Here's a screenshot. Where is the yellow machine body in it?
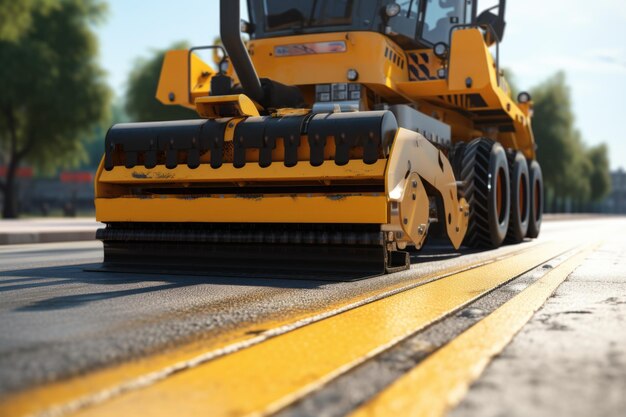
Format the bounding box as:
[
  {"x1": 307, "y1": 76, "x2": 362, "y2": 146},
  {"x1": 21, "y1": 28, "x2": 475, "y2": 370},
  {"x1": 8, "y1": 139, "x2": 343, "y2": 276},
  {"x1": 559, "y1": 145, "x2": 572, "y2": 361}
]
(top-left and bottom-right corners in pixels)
[
  {"x1": 95, "y1": 0, "x2": 538, "y2": 277},
  {"x1": 158, "y1": 29, "x2": 535, "y2": 160}
]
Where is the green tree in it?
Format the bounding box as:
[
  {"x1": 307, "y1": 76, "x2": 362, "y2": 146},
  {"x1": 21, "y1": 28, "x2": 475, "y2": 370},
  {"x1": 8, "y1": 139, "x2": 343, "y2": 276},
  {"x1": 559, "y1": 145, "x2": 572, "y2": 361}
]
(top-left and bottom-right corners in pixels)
[
  {"x1": 586, "y1": 143, "x2": 611, "y2": 202},
  {"x1": 81, "y1": 101, "x2": 129, "y2": 170},
  {"x1": 124, "y1": 42, "x2": 198, "y2": 122},
  {"x1": 0, "y1": 0, "x2": 111, "y2": 218},
  {"x1": 0, "y1": 0, "x2": 50, "y2": 41},
  {"x1": 532, "y1": 72, "x2": 589, "y2": 211},
  {"x1": 531, "y1": 71, "x2": 612, "y2": 212}
]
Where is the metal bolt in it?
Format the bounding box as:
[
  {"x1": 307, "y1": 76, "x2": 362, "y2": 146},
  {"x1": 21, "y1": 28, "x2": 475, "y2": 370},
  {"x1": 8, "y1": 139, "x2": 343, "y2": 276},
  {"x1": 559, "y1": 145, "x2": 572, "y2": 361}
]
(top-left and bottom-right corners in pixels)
[
  {"x1": 412, "y1": 180, "x2": 418, "y2": 188},
  {"x1": 403, "y1": 218, "x2": 408, "y2": 225},
  {"x1": 417, "y1": 224, "x2": 425, "y2": 235},
  {"x1": 412, "y1": 193, "x2": 416, "y2": 200},
  {"x1": 168, "y1": 92, "x2": 175, "y2": 102}
]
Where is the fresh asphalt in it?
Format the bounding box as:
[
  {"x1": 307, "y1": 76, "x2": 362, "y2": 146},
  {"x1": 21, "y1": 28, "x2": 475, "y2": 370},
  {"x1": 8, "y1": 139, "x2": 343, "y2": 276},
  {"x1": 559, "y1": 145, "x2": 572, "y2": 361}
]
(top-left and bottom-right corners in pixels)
[{"x1": 0, "y1": 217, "x2": 624, "y2": 414}]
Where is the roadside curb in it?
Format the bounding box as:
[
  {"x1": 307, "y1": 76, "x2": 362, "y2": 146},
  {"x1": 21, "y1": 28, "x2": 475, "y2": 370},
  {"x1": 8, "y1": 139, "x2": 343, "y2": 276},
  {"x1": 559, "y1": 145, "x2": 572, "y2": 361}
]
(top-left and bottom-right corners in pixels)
[
  {"x1": 0, "y1": 230, "x2": 97, "y2": 245},
  {"x1": 0, "y1": 219, "x2": 101, "y2": 245}
]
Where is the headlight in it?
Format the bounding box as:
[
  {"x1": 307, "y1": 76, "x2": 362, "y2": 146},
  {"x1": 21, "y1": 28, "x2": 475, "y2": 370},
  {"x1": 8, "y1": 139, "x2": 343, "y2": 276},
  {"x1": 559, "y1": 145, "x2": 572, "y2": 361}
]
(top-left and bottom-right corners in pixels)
[
  {"x1": 385, "y1": 3, "x2": 401, "y2": 18},
  {"x1": 518, "y1": 92, "x2": 532, "y2": 103},
  {"x1": 433, "y1": 42, "x2": 449, "y2": 59}
]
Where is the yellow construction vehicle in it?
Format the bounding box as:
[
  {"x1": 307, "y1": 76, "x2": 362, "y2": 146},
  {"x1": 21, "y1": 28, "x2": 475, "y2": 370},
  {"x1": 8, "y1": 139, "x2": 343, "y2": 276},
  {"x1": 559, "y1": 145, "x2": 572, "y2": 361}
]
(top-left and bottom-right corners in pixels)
[{"x1": 94, "y1": 0, "x2": 543, "y2": 279}]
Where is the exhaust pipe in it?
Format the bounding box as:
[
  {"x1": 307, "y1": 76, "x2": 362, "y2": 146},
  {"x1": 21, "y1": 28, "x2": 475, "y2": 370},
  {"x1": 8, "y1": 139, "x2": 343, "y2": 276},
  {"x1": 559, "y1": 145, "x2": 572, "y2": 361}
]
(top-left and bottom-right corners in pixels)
[{"x1": 220, "y1": 0, "x2": 264, "y2": 103}]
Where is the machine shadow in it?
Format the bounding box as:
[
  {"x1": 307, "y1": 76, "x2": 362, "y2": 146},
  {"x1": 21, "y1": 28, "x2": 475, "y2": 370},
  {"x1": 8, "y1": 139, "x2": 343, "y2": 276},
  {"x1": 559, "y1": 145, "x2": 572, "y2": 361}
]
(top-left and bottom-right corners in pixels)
[
  {"x1": 408, "y1": 238, "x2": 482, "y2": 264},
  {"x1": 3, "y1": 263, "x2": 337, "y2": 312},
  {"x1": 4, "y1": 239, "x2": 494, "y2": 312}
]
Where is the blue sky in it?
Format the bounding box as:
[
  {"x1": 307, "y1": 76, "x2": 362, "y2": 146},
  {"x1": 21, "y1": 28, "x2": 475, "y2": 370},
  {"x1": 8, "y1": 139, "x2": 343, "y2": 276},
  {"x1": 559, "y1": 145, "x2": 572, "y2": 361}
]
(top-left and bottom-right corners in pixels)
[{"x1": 96, "y1": 0, "x2": 626, "y2": 170}]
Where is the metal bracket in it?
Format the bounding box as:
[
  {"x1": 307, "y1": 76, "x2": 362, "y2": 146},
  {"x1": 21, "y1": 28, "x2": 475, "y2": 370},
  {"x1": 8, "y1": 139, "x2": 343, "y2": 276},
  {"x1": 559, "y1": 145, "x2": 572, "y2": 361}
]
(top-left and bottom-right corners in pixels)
[
  {"x1": 386, "y1": 128, "x2": 469, "y2": 249},
  {"x1": 307, "y1": 111, "x2": 396, "y2": 166},
  {"x1": 104, "y1": 119, "x2": 227, "y2": 170}
]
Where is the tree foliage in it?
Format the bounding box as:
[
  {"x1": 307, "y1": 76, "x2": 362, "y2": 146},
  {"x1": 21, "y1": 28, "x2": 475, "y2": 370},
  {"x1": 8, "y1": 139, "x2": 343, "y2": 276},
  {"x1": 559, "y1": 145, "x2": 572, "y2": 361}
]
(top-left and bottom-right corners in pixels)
[
  {"x1": 587, "y1": 143, "x2": 611, "y2": 202},
  {"x1": 0, "y1": 0, "x2": 111, "y2": 217},
  {"x1": 80, "y1": 101, "x2": 129, "y2": 170},
  {"x1": 0, "y1": 0, "x2": 49, "y2": 42},
  {"x1": 124, "y1": 42, "x2": 198, "y2": 122},
  {"x1": 531, "y1": 72, "x2": 611, "y2": 211}
]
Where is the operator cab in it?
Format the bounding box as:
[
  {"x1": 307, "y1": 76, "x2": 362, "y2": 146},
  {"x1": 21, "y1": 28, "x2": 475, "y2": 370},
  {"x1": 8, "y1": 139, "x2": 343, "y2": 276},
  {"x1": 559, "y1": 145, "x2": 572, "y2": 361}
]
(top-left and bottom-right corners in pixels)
[{"x1": 246, "y1": 0, "x2": 490, "y2": 49}]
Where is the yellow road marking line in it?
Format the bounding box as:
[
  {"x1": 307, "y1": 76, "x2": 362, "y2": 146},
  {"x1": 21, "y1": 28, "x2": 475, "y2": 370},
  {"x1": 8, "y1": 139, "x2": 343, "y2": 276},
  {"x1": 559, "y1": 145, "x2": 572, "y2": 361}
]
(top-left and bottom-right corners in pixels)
[
  {"x1": 349, "y1": 244, "x2": 597, "y2": 417},
  {"x1": 1, "y1": 242, "x2": 540, "y2": 417},
  {"x1": 58, "y1": 242, "x2": 572, "y2": 417}
]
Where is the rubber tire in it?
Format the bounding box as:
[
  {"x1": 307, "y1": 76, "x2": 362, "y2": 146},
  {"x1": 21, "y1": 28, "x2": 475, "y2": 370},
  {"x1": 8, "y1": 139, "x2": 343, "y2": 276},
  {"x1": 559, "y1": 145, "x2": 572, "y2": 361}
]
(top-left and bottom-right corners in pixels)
[
  {"x1": 526, "y1": 160, "x2": 543, "y2": 238},
  {"x1": 505, "y1": 151, "x2": 530, "y2": 243},
  {"x1": 453, "y1": 138, "x2": 510, "y2": 248}
]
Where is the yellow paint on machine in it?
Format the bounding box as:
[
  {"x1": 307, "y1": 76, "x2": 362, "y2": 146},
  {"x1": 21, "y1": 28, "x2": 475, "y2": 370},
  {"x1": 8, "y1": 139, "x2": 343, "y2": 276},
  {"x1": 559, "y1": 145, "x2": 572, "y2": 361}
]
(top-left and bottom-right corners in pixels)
[
  {"x1": 349, "y1": 244, "x2": 597, "y2": 417},
  {"x1": 98, "y1": 159, "x2": 387, "y2": 184},
  {"x1": 64, "y1": 242, "x2": 570, "y2": 417},
  {"x1": 95, "y1": 194, "x2": 388, "y2": 223}
]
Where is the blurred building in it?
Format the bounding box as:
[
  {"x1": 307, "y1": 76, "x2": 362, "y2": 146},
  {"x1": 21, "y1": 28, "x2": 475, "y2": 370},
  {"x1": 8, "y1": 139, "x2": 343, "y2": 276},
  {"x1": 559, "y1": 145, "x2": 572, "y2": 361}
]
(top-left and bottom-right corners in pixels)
[
  {"x1": 0, "y1": 166, "x2": 95, "y2": 216},
  {"x1": 0, "y1": 166, "x2": 33, "y2": 214},
  {"x1": 601, "y1": 169, "x2": 626, "y2": 214}
]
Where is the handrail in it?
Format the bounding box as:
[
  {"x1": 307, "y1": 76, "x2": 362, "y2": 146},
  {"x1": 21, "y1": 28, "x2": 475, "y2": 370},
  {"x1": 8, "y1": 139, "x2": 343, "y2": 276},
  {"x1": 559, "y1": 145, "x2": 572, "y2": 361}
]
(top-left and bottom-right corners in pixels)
[
  {"x1": 186, "y1": 45, "x2": 227, "y2": 104},
  {"x1": 446, "y1": 23, "x2": 501, "y2": 86}
]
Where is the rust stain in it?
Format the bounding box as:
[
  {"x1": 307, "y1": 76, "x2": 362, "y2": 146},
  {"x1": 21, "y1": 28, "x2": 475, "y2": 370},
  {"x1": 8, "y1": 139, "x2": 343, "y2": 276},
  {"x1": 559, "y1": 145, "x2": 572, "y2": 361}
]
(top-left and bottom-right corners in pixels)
[
  {"x1": 327, "y1": 194, "x2": 347, "y2": 201},
  {"x1": 131, "y1": 171, "x2": 175, "y2": 179},
  {"x1": 154, "y1": 172, "x2": 175, "y2": 179},
  {"x1": 236, "y1": 194, "x2": 263, "y2": 200}
]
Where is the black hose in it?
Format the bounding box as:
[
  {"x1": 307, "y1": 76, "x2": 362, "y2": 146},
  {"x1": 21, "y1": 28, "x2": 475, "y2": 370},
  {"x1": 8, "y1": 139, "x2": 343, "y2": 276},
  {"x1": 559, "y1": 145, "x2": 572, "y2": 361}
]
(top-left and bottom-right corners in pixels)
[{"x1": 220, "y1": 0, "x2": 264, "y2": 102}]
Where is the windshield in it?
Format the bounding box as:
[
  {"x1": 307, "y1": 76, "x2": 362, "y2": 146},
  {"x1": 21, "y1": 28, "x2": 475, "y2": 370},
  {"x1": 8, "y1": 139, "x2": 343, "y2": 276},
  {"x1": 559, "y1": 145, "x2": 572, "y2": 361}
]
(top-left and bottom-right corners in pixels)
[
  {"x1": 422, "y1": 0, "x2": 469, "y2": 44},
  {"x1": 264, "y1": 0, "x2": 354, "y2": 32}
]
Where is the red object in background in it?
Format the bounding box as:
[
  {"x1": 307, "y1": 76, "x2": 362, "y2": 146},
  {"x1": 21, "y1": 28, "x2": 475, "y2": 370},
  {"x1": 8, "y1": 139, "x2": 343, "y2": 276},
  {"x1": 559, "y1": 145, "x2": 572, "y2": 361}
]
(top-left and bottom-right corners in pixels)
[
  {"x1": 60, "y1": 171, "x2": 93, "y2": 183},
  {"x1": 0, "y1": 166, "x2": 34, "y2": 178}
]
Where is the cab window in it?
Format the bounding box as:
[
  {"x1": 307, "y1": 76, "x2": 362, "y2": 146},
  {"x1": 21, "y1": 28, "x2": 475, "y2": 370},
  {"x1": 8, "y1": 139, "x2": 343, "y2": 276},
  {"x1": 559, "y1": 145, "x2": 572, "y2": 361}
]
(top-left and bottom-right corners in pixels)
[
  {"x1": 421, "y1": 0, "x2": 470, "y2": 44},
  {"x1": 264, "y1": 0, "x2": 354, "y2": 32},
  {"x1": 398, "y1": 0, "x2": 419, "y2": 18}
]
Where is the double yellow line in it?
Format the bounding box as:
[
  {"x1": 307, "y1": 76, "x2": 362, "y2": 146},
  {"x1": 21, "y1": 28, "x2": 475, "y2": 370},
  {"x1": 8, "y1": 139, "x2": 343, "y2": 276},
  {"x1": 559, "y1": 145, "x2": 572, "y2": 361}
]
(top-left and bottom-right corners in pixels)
[
  {"x1": 350, "y1": 244, "x2": 596, "y2": 417},
  {"x1": 2, "y1": 241, "x2": 590, "y2": 417}
]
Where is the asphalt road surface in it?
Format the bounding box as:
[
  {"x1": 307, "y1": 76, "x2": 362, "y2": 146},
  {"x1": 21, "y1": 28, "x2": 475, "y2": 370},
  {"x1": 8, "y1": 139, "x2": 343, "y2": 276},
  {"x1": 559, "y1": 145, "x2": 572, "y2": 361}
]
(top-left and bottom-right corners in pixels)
[{"x1": 1, "y1": 216, "x2": 625, "y2": 417}]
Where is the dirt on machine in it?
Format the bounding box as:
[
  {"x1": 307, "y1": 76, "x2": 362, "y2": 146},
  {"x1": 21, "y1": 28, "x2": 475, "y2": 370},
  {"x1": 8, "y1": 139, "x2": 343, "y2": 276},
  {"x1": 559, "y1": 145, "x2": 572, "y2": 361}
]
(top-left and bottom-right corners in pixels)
[{"x1": 93, "y1": 0, "x2": 543, "y2": 280}]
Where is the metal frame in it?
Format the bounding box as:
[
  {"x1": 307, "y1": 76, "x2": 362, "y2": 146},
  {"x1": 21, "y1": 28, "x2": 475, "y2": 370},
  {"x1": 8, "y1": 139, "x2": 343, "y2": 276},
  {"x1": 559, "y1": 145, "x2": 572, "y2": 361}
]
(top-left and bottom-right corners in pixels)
[
  {"x1": 446, "y1": 23, "x2": 501, "y2": 85},
  {"x1": 186, "y1": 45, "x2": 227, "y2": 104}
]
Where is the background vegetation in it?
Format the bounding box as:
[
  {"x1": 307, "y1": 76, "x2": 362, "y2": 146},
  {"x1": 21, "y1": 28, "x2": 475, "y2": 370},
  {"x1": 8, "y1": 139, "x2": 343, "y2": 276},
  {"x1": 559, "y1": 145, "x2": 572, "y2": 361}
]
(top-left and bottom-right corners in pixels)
[
  {"x1": 530, "y1": 72, "x2": 611, "y2": 211},
  {"x1": 0, "y1": 0, "x2": 111, "y2": 217},
  {"x1": 0, "y1": 0, "x2": 612, "y2": 217}
]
